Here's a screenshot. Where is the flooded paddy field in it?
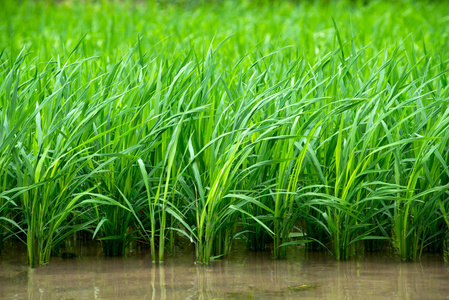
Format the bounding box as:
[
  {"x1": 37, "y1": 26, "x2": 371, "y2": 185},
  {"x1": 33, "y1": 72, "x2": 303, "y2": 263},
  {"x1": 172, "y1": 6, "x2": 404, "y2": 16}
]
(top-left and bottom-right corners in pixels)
[
  {"x1": 1, "y1": 242, "x2": 448, "y2": 299},
  {"x1": 1, "y1": 2, "x2": 449, "y2": 300}
]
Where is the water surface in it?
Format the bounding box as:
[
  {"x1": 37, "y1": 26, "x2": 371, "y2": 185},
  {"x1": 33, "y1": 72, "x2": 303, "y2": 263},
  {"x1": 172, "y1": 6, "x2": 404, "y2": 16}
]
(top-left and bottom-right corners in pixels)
[{"x1": 1, "y1": 242, "x2": 448, "y2": 299}]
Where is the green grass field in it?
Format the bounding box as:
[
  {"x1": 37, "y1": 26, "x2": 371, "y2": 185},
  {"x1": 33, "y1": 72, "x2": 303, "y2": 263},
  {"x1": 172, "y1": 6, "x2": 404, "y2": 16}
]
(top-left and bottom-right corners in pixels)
[{"x1": 0, "y1": 0, "x2": 448, "y2": 267}]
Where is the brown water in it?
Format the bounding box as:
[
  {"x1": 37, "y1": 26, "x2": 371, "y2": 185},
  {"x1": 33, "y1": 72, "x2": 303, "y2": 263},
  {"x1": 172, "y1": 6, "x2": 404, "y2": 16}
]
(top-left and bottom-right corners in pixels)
[{"x1": 1, "y1": 242, "x2": 449, "y2": 299}]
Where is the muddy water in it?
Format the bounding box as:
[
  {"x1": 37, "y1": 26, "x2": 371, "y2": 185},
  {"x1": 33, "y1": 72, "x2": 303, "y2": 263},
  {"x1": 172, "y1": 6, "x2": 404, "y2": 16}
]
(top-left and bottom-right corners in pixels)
[{"x1": 1, "y1": 242, "x2": 449, "y2": 299}]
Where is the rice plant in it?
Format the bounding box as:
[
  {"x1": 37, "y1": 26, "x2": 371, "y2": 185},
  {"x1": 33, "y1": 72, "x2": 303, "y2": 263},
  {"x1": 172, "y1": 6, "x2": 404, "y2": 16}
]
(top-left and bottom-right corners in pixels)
[{"x1": 0, "y1": 0, "x2": 448, "y2": 266}]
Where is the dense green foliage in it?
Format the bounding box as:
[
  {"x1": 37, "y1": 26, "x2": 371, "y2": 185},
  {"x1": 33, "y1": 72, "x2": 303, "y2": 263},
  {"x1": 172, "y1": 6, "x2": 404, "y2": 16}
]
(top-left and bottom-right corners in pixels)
[{"x1": 0, "y1": 0, "x2": 448, "y2": 267}]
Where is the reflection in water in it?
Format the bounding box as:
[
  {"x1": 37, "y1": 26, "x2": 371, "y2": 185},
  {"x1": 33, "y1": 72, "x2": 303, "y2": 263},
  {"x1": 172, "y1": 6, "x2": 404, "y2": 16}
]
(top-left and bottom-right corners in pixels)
[{"x1": 1, "y1": 241, "x2": 449, "y2": 299}]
